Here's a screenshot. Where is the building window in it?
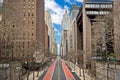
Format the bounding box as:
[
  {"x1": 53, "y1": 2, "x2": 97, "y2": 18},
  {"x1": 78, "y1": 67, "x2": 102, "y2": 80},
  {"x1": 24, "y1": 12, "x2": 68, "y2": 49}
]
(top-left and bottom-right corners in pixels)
[
  {"x1": 23, "y1": 54, "x2": 24, "y2": 57},
  {"x1": 28, "y1": 5, "x2": 31, "y2": 9},
  {"x1": 23, "y1": 13, "x2": 25, "y2": 16},
  {"x1": 23, "y1": 10, "x2": 25, "y2": 13},
  {"x1": 13, "y1": 25, "x2": 15, "y2": 27},
  {"x1": 23, "y1": 18, "x2": 26, "y2": 20},
  {"x1": 32, "y1": 6, "x2": 34, "y2": 9},
  {"x1": 32, "y1": 21, "x2": 34, "y2": 25},
  {"x1": 23, "y1": 4, "x2": 25, "y2": 8},
  {"x1": 28, "y1": 41, "x2": 29, "y2": 48},
  {"x1": 28, "y1": 21, "x2": 30, "y2": 25},
  {"x1": 28, "y1": 55, "x2": 30, "y2": 57},
  {"x1": 86, "y1": 4, "x2": 101, "y2": 8},
  {"x1": 23, "y1": 42, "x2": 25, "y2": 45},
  {"x1": 28, "y1": 13, "x2": 30, "y2": 16},
  {"x1": 32, "y1": 2, "x2": 34, "y2": 4},
  {"x1": 32, "y1": 14, "x2": 34, "y2": 16},
  {"x1": 23, "y1": 33, "x2": 25, "y2": 36},
  {"x1": 32, "y1": 17, "x2": 34, "y2": 20},
  {"x1": 32, "y1": 33, "x2": 34, "y2": 36},
  {"x1": 32, "y1": 10, "x2": 34, "y2": 12}
]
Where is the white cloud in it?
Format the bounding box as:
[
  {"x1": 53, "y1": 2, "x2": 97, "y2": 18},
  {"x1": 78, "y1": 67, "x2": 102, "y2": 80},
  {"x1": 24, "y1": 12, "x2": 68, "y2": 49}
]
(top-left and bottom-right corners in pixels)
[
  {"x1": 45, "y1": 0, "x2": 65, "y2": 25},
  {"x1": 65, "y1": 0, "x2": 72, "y2": 4},
  {"x1": 54, "y1": 27, "x2": 58, "y2": 32},
  {"x1": 0, "y1": 0, "x2": 3, "y2": 3},
  {"x1": 57, "y1": 44, "x2": 60, "y2": 55},
  {"x1": 76, "y1": 0, "x2": 83, "y2": 2},
  {"x1": 57, "y1": 32, "x2": 61, "y2": 36},
  {"x1": 65, "y1": 0, "x2": 83, "y2": 4},
  {"x1": 54, "y1": 27, "x2": 61, "y2": 36}
]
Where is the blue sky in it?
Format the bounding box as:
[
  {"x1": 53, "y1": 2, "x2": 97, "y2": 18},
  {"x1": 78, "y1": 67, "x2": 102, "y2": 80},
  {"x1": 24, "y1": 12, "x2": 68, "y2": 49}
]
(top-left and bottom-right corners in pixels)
[{"x1": 45, "y1": 0, "x2": 83, "y2": 53}]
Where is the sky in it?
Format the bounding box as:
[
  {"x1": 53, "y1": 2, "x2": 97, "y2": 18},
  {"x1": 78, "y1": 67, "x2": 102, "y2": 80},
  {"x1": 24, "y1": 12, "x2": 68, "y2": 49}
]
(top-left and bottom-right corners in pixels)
[
  {"x1": 0, "y1": 0, "x2": 2, "y2": 3},
  {"x1": 45, "y1": 0, "x2": 83, "y2": 54}
]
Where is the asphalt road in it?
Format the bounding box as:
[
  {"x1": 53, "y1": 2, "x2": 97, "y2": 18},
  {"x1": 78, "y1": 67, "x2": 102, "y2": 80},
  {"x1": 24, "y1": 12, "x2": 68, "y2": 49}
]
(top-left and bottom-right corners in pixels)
[
  {"x1": 38, "y1": 70, "x2": 47, "y2": 80},
  {"x1": 52, "y1": 60, "x2": 66, "y2": 80},
  {"x1": 39, "y1": 59, "x2": 80, "y2": 80}
]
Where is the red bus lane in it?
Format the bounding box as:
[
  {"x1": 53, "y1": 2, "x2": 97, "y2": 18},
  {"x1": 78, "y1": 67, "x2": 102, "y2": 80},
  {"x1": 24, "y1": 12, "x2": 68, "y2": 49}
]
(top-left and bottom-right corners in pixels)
[
  {"x1": 62, "y1": 60, "x2": 75, "y2": 80},
  {"x1": 43, "y1": 61, "x2": 56, "y2": 80}
]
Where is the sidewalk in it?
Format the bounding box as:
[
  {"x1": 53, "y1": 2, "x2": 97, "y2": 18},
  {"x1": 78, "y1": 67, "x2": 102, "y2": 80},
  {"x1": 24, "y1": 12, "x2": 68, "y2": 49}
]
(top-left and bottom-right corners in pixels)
[
  {"x1": 24, "y1": 69, "x2": 45, "y2": 80},
  {"x1": 79, "y1": 69, "x2": 94, "y2": 80},
  {"x1": 66, "y1": 60, "x2": 95, "y2": 80}
]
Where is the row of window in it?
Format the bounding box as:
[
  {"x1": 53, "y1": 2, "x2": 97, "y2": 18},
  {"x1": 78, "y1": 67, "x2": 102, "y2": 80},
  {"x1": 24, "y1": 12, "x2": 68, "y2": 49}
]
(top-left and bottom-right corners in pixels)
[
  {"x1": 2, "y1": 53, "x2": 33, "y2": 57},
  {"x1": 12, "y1": 28, "x2": 34, "y2": 32},
  {"x1": 12, "y1": 33, "x2": 34, "y2": 37},
  {"x1": 12, "y1": 37, "x2": 34, "y2": 40},
  {"x1": 8, "y1": 53, "x2": 32, "y2": 57},
  {"x1": 86, "y1": 11, "x2": 110, "y2": 15},
  {"x1": 23, "y1": 5, "x2": 34, "y2": 9},
  {"x1": 23, "y1": 17, "x2": 34, "y2": 20},
  {"x1": 23, "y1": 0, "x2": 34, "y2": 9},
  {"x1": 12, "y1": 41, "x2": 32, "y2": 49},
  {"x1": 23, "y1": 0, "x2": 34, "y2": 4},
  {"x1": 23, "y1": 9, "x2": 34, "y2": 13},
  {"x1": 23, "y1": 18, "x2": 34, "y2": 26},
  {"x1": 23, "y1": 12, "x2": 34, "y2": 17},
  {"x1": 12, "y1": 32, "x2": 34, "y2": 40},
  {"x1": 85, "y1": 4, "x2": 112, "y2": 8}
]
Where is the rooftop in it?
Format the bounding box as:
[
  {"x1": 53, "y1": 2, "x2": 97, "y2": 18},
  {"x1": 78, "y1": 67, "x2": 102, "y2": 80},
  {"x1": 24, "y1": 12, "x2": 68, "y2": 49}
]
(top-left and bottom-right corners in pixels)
[{"x1": 85, "y1": 0, "x2": 113, "y2": 3}]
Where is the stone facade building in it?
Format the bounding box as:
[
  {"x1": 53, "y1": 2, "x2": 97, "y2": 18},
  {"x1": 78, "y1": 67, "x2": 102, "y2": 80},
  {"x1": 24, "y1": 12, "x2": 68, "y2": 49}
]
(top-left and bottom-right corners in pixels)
[
  {"x1": 75, "y1": 0, "x2": 114, "y2": 68},
  {"x1": 114, "y1": 0, "x2": 120, "y2": 60},
  {"x1": 45, "y1": 10, "x2": 56, "y2": 54},
  {"x1": 61, "y1": 10, "x2": 70, "y2": 56}
]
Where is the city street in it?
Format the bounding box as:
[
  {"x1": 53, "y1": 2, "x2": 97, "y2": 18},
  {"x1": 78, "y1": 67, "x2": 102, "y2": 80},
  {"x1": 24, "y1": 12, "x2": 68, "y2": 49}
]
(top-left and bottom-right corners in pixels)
[
  {"x1": 0, "y1": 0, "x2": 120, "y2": 80},
  {"x1": 39, "y1": 59, "x2": 80, "y2": 80}
]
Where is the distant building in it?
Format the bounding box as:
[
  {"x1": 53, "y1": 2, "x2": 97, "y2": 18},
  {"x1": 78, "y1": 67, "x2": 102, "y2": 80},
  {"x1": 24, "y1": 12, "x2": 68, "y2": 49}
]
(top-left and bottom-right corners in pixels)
[
  {"x1": 70, "y1": 5, "x2": 80, "y2": 52},
  {"x1": 70, "y1": 5, "x2": 80, "y2": 23},
  {"x1": 51, "y1": 27, "x2": 56, "y2": 54},
  {"x1": 61, "y1": 10, "x2": 70, "y2": 56},
  {"x1": 45, "y1": 10, "x2": 56, "y2": 54}
]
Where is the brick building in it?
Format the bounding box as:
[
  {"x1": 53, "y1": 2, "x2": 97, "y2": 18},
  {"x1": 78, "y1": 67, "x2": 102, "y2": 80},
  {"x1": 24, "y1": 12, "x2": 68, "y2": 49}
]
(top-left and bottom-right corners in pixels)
[
  {"x1": 1, "y1": 0, "x2": 45, "y2": 61},
  {"x1": 45, "y1": 24, "x2": 48, "y2": 50}
]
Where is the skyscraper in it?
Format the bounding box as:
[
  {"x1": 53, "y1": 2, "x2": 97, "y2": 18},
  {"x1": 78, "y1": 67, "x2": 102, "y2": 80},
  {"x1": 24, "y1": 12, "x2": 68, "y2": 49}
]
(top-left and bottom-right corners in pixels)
[
  {"x1": 61, "y1": 10, "x2": 70, "y2": 56},
  {"x1": 1, "y1": 0, "x2": 45, "y2": 61},
  {"x1": 45, "y1": 10, "x2": 56, "y2": 54}
]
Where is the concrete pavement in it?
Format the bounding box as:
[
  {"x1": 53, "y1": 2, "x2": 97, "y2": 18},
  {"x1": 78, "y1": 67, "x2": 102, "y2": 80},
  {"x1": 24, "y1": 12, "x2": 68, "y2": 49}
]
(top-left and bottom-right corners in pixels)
[{"x1": 24, "y1": 70, "x2": 45, "y2": 80}]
